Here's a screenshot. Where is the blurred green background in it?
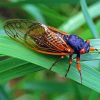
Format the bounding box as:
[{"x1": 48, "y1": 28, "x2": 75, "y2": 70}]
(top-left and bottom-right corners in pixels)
[{"x1": 0, "y1": 0, "x2": 100, "y2": 100}]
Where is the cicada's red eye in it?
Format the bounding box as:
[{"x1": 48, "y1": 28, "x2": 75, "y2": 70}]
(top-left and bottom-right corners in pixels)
[{"x1": 80, "y1": 48, "x2": 86, "y2": 54}]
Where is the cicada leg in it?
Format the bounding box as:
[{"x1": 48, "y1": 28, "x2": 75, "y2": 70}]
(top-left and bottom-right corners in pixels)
[
  {"x1": 65, "y1": 54, "x2": 73, "y2": 77},
  {"x1": 49, "y1": 56, "x2": 64, "y2": 70},
  {"x1": 76, "y1": 54, "x2": 82, "y2": 84}
]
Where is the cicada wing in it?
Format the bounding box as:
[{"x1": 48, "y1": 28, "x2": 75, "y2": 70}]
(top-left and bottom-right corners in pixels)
[
  {"x1": 4, "y1": 19, "x2": 38, "y2": 41},
  {"x1": 4, "y1": 19, "x2": 58, "y2": 52},
  {"x1": 4, "y1": 19, "x2": 69, "y2": 55}
]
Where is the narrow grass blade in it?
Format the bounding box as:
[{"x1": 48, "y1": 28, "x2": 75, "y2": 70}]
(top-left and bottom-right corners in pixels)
[{"x1": 80, "y1": 0, "x2": 99, "y2": 38}]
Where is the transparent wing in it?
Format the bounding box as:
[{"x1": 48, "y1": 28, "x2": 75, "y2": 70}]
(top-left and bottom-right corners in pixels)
[{"x1": 4, "y1": 19, "x2": 39, "y2": 41}]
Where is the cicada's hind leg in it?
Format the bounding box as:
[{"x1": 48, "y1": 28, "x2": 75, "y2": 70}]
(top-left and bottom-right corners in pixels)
[
  {"x1": 65, "y1": 54, "x2": 73, "y2": 77},
  {"x1": 49, "y1": 56, "x2": 64, "y2": 70},
  {"x1": 76, "y1": 54, "x2": 82, "y2": 84}
]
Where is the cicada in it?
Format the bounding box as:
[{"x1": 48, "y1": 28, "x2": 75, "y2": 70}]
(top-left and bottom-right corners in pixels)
[{"x1": 4, "y1": 19, "x2": 96, "y2": 84}]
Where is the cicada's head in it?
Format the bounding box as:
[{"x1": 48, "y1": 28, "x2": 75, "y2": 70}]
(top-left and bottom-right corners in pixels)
[{"x1": 63, "y1": 35, "x2": 90, "y2": 54}]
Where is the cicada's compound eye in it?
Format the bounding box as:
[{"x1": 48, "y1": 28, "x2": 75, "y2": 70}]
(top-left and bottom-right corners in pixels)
[{"x1": 80, "y1": 40, "x2": 90, "y2": 54}]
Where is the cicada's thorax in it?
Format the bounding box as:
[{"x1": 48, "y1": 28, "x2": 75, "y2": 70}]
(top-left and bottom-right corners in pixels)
[{"x1": 63, "y1": 35, "x2": 90, "y2": 54}]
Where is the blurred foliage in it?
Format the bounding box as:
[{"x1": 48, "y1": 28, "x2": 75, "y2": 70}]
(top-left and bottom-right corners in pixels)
[{"x1": 0, "y1": 0, "x2": 100, "y2": 100}]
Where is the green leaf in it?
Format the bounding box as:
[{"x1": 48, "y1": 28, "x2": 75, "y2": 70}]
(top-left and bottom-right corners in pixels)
[
  {"x1": 0, "y1": 34, "x2": 100, "y2": 93},
  {"x1": 0, "y1": 57, "x2": 44, "y2": 83},
  {"x1": 0, "y1": 58, "x2": 28, "y2": 73}
]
